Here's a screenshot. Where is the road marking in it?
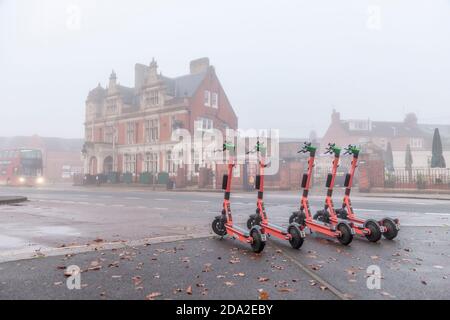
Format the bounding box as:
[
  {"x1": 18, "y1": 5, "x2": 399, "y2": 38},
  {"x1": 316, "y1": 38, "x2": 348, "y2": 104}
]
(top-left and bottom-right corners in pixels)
[
  {"x1": 425, "y1": 212, "x2": 450, "y2": 216},
  {"x1": 125, "y1": 197, "x2": 141, "y2": 200},
  {"x1": 272, "y1": 243, "x2": 349, "y2": 300},
  {"x1": 78, "y1": 202, "x2": 90, "y2": 205},
  {"x1": 353, "y1": 208, "x2": 381, "y2": 212},
  {"x1": 111, "y1": 204, "x2": 125, "y2": 207},
  {"x1": 135, "y1": 206, "x2": 147, "y2": 209},
  {"x1": 100, "y1": 196, "x2": 112, "y2": 198},
  {"x1": 154, "y1": 207, "x2": 169, "y2": 210},
  {"x1": 155, "y1": 198, "x2": 170, "y2": 201},
  {"x1": 190, "y1": 200, "x2": 210, "y2": 203}
]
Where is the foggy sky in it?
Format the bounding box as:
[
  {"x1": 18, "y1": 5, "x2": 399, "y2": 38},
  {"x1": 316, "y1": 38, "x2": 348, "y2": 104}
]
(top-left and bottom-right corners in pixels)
[{"x1": 1, "y1": 0, "x2": 450, "y2": 139}]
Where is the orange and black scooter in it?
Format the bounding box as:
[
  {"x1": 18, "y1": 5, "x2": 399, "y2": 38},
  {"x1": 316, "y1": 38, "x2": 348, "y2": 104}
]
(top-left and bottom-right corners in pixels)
[
  {"x1": 246, "y1": 141, "x2": 305, "y2": 249},
  {"x1": 334, "y1": 145, "x2": 400, "y2": 240},
  {"x1": 211, "y1": 142, "x2": 267, "y2": 253},
  {"x1": 289, "y1": 142, "x2": 354, "y2": 245}
]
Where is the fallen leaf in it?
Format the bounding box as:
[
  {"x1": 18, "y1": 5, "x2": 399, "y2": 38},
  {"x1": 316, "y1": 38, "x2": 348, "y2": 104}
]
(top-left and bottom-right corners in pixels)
[
  {"x1": 224, "y1": 281, "x2": 234, "y2": 287},
  {"x1": 278, "y1": 288, "x2": 294, "y2": 293},
  {"x1": 186, "y1": 286, "x2": 193, "y2": 295},
  {"x1": 146, "y1": 292, "x2": 161, "y2": 300},
  {"x1": 233, "y1": 272, "x2": 245, "y2": 277},
  {"x1": 132, "y1": 276, "x2": 142, "y2": 286},
  {"x1": 54, "y1": 282, "x2": 63, "y2": 286},
  {"x1": 258, "y1": 277, "x2": 270, "y2": 282},
  {"x1": 258, "y1": 289, "x2": 269, "y2": 300}
]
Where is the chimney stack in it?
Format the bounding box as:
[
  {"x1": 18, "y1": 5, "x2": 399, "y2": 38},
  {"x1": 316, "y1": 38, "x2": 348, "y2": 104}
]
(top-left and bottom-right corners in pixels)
[{"x1": 190, "y1": 57, "x2": 210, "y2": 74}]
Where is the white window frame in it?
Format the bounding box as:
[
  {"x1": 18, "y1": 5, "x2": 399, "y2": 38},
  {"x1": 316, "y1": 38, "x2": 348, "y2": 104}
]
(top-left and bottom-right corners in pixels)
[
  {"x1": 212, "y1": 92, "x2": 218, "y2": 108},
  {"x1": 126, "y1": 122, "x2": 136, "y2": 145},
  {"x1": 124, "y1": 154, "x2": 136, "y2": 174},
  {"x1": 410, "y1": 138, "x2": 423, "y2": 149},
  {"x1": 143, "y1": 153, "x2": 158, "y2": 173},
  {"x1": 195, "y1": 118, "x2": 214, "y2": 132},
  {"x1": 204, "y1": 90, "x2": 211, "y2": 107},
  {"x1": 144, "y1": 119, "x2": 159, "y2": 143}
]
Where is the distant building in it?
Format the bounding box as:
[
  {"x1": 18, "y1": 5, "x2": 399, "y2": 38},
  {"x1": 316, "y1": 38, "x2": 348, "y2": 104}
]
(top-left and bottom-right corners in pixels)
[
  {"x1": 322, "y1": 110, "x2": 450, "y2": 168},
  {"x1": 83, "y1": 58, "x2": 238, "y2": 179},
  {"x1": 0, "y1": 135, "x2": 84, "y2": 182}
]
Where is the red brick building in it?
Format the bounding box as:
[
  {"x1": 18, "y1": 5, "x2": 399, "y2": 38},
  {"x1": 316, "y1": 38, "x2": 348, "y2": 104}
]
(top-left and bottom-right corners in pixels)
[
  {"x1": 0, "y1": 135, "x2": 84, "y2": 182},
  {"x1": 83, "y1": 58, "x2": 238, "y2": 181},
  {"x1": 321, "y1": 110, "x2": 450, "y2": 168}
]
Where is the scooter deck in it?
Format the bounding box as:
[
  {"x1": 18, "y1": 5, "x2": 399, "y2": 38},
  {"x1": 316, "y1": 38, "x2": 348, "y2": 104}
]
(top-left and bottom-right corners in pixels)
[
  {"x1": 263, "y1": 223, "x2": 288, "y2": 234},
  {"x1": 227, "y1": 224, "x2": 250, "y2": 237}
]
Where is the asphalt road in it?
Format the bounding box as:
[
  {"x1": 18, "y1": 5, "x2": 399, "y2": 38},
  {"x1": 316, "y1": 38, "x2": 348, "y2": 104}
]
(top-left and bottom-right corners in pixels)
[{"x1": 0, "y1": 185, "x2": 449, "y2": 299}]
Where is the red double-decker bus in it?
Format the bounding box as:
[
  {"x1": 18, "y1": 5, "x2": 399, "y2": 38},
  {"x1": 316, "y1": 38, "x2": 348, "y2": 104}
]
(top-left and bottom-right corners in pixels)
[{"x1": 0, "y1": 149, "x2": 45, "y2": 186}]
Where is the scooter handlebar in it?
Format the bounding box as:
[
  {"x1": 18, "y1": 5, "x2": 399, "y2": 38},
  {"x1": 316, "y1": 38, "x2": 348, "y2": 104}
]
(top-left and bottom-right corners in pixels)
[
  {"x1": 324, "y1": 143, "x2": 341, "y2": 156},
  {"x1": 298, "y1": 141, "x2": 316, "y2": 154},
  {"x1": 343, "y1": 144, "x2": 360, "y2": 156}
]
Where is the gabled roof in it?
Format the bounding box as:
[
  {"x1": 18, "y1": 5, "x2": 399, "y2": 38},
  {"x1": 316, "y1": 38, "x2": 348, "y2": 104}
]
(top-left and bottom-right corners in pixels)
[{"x1": 162, "y1": 71, "x2": 207, "y2": 98}]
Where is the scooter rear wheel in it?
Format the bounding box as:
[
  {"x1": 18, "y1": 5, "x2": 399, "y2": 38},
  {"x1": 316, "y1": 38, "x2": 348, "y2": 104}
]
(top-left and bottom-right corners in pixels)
[
  {"x1": 212, "y1": 216, "x2": 227, "y2": 236},
  {"x1": 364, "y1": 220, "x2": 382, "y2": 242},
  {"x1": 288, "y1": 225, "x2": 304, "y2": 249},
  {"x1": 382, "y1": 218, "x2": 399, "y2": 240},
  {"x1": 250, "y1": 229, "x2": 265, "y2": 253},
  {"x1": 337, "y1": 223, "x2": 353, "y2": 246}
]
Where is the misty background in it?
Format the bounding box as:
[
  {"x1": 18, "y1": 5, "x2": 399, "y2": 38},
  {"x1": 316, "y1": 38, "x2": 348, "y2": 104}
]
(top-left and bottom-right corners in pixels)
[{"x1": 1, "y1": 0, "x2": 450, "y2": 139}]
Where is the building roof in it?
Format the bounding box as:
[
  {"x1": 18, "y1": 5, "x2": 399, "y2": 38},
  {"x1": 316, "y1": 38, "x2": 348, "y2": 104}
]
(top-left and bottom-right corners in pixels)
[{"x1": 162, "y1": 71, "x2": 207, "y2": 99}]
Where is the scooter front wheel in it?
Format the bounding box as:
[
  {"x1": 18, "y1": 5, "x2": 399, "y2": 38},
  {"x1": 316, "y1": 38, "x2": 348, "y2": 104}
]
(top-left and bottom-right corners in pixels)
[
  {"x1": 337, "y1": 223, "x2": 353, "y2": 246},
  {"x1": 381, "y1": 218, "x2": 399, "y2": 240},
  {"x1": 212, "y1": 216, "x2": 227, "y2": 236},
  {"x1": 250, "y1": 229, "x2": 266, "y2": 253},
  {"x1": 364, "y1": 220, "x2": 382, "y2": 242},
  {"x1": 288, "y1": 225, "x2": 304, "y2": 249}
]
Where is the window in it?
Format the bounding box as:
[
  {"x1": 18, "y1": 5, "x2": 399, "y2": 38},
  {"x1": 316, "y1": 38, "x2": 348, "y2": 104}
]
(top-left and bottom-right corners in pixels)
[
  {"x1": 98, "y1": 128, "x2": 103, "y2": 142},
  {"x1": 105, "y1": 126, "x2": 116, "y2": 144},
  {"x1": 106, "y1": 99, "x2": 118, "y2": 113},
  {"x1": 212, "y1": 92, "x2": 218, "y2": 108},
  {"x1": 144, "y1": 119, "x2": 159, "y2": 143},
  {"x1": 124, "y1": 154, "x2": 136, "y2": 173},
  {"x1": 126, "y1": 122, "x2": 136, "y2": 145},
  {"x1": 204, "y1": 90, "x2": 211, "y2": 106},
  {"x1": 85, "y1": 128, "x2": 92, "y2": 142},
  {"x1": 195, "y1": 118, "x2": 213, "y2": 131},
  {"x1": 143, "y1": 153, "x2": 158, "y2": 173},
  {"x1": 145, "y1": 90, "x2": 160, "y2": 106},
  {"x1": 410, "y1": 138, "x2": 423, "y2": 149},
  {"x1": 166, "y1": 151, "x2": 177, "y2": 174}
]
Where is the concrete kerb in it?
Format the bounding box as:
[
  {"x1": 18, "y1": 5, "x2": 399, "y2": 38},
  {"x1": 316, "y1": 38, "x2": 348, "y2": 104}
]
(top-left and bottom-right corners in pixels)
[
  {"x1": 0, "y1": 232, "x2": 213, "y2": 264},
  {"x1": 0, "y1": 196, "x2": 28, "y2": 205}
]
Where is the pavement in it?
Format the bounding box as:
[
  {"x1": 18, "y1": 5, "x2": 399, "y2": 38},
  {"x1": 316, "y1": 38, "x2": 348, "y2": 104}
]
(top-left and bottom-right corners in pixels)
[{"x1": 0, "y1": 185, "x2": 449, "y2": 299}]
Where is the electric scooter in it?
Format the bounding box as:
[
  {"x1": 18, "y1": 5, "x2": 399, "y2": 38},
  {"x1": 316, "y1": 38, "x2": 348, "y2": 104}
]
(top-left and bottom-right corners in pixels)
[
  {"x1": 334, "y1": 145, "x2": 400, "y2": 240},
  {"x1": 211, "y1": 142, "x2": 267, "y2": 253},
  {"x1": 245, "y1": 141, "x2": 305, "y2": 249},
  {"x1": 289, "y1": 142, "x2": 354, "y2": 245}
]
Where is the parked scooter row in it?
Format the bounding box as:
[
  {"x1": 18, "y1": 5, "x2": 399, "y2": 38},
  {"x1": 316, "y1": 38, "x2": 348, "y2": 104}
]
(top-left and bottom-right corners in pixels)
[{"x1": 211, "y1": 141, "x2": 400, "y2": 253}]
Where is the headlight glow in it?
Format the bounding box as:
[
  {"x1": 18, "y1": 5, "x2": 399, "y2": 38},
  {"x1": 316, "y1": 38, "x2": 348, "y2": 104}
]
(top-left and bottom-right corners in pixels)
[
  {"x1": 36, "y1": 177, "x2": 45, "y2": 184},
  {"x1": 19, "y1": 177, "x2": 26, "y2": 183}
]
